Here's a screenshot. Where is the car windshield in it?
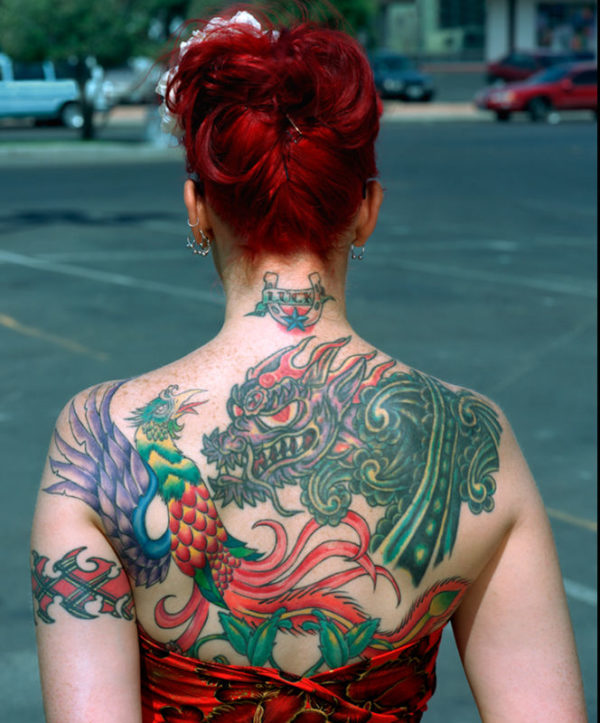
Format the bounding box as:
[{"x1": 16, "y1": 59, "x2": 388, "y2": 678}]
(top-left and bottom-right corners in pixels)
[
  {"x1": 375, "y1": 56, "x2": 413, "y2": 71},
  {"x1": 527, "y1": 65, "x2": 571, "y2": 83}
]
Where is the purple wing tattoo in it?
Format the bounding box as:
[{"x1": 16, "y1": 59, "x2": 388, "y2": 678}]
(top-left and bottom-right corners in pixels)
[{"x1": 46, "y1": 382, "x2": 170, "y2": 587}]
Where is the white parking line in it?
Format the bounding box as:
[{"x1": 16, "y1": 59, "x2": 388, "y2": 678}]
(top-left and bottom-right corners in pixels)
[
  {"x1": 371, "y1": 257, "x2": 596, "y2": 298},
  {"x1": 0, "y1": 250, "x2": 225, "y2": 306},
  {"x1": 37, "y1": 250, "x2": 183, "y2": 262},
  {"x1": 491, "y1": 314, "x2": 596, "y2": 394},
  {"x1": 563, "y1": 578, "x2": 597, "y2": 607},
  {"x1": 0, "y1": 313, "x2": 108, "y2": 361}
]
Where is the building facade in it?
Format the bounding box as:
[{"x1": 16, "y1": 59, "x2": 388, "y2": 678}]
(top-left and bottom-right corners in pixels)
[
  {"x1": 486, "y1": 0, "x2": 596, "y2": 60},
  {"x1": 377, "y1": 0, "x2": 597, "y2": 60}
]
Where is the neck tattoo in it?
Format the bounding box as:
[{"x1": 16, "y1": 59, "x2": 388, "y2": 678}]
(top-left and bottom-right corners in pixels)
[{"x1": 246, "y1": 272, "x2": 334, "y2": 332}]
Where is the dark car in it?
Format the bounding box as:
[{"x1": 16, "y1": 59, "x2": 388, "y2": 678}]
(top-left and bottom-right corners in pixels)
[
  {"x1": 475, "y1": 62, "x2": 597, "y2": 121},
  {"x1": 370, "y1": 51, "x2": 435, "y2": 102},
  {"x1": 486, "y1": 49, "x2": 595, "y2": 84}
]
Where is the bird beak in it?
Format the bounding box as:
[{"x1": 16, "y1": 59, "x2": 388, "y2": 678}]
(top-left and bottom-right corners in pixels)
[{"x1": 174, "y1": 389, "x2": 207, "y2": 417}]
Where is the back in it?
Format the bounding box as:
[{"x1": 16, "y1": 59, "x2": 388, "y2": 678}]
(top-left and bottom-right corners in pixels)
[{"x1": 40, "y1": 333, "x2": 511, "y2": 678}]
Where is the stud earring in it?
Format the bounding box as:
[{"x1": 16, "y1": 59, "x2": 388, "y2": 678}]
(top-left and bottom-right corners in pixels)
[{"x1": 351, "y1": 244, "x2": 365, "y2": 261}]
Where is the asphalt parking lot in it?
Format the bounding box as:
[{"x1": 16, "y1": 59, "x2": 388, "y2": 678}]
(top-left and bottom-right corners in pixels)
[{"x1": 0, "y1": 114, "x2": 596, "y2": 721}]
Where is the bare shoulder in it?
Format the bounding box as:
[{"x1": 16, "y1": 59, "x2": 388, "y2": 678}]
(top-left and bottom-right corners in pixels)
[{"x1": 414, "y1": 369, "x2": 535, "y2": 516}]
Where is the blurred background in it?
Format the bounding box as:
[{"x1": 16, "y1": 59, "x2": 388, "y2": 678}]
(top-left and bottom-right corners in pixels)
[
  {"x1": 0, "y1": 0, "x2": 597, "y2": 135},
  {"x1": 0, "y1": 1, "x2": 596, "y2": 721}
]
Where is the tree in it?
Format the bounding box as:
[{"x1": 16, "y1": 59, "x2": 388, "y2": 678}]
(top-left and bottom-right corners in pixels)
[
  {"x1": 186, "y1": 0, "x2": 374, "y2": 37},
  {"x1": 0, "y1": 0, "x2": 184, "y2": 139},
  {"x1": 0, "y1": 0, "x2": 374, "y2": 140}
]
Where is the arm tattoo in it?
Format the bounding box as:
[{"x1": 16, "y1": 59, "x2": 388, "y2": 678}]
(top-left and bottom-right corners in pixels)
[
  {"x1": 31, "y1": 547, "x2": 134, "y2": 624},
  {"x1": 246, "y1": 272, "x2": 334, "y2": 331},
  {"x1": 44, "y1": 339, "x2": 500, "y2": 669}
]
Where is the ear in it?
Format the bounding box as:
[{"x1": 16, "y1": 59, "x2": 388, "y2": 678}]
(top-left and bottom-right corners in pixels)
[
  {"x1": 184, "y1": 179, "x2": 211, "y2": 235},
  {"x1": 354, "y1": 180, "x2": 384, "y2": 248}
]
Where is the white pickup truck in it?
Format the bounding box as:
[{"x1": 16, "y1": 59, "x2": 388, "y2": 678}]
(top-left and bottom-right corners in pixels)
[{"x1": 0, "y1": 54, "x2": 109, "y2": 128}]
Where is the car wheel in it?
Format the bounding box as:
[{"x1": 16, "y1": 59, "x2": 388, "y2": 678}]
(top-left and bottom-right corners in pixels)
[
  {"x1": 404, "y1": 86, "x2": 425, "y2": 102},
  {"x1": 528, "y1": 97, "x2": 551, "y2": 122},
  {"x1": 61, "y1": 102, "x2": 84, "y2": 129},
  {"x1": 495, "y1": 110, "x2": 511, "y2": 122}
]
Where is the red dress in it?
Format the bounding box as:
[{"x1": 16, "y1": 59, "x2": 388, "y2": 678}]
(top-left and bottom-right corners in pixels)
[{"x1": 139, "y1": 626, "x2": 443, "y2": 722}]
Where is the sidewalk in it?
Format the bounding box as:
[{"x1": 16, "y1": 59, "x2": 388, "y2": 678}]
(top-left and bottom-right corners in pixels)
[
  {"x1": 106, "y1": 102, "x2": 489, "y2": 125},
  {"x1": 383, "y1": 101, "x2": 487, "y2": 122}
]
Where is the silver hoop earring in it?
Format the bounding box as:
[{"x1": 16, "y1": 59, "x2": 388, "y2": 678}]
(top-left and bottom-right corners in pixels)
[
  {"x1": 351, "y1": 245, "x2": 365, "y2": 261},
  {"x1": 186, "y1": 227, "x2": 212, "y2": 257},
  {"x1": 187, "y1": 218, "x2": 200, "y2": 228},
  {"x1": 197, "y1": 230, "x2": 212, "y2": 256}
]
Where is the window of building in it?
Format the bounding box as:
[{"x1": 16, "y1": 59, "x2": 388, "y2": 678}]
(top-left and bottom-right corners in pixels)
[
  {"x1": 537, "y1": 4, "x2": 597, "y2": 51},
  {"x1": 439, "y1": 0, "x2": 485, "y2": 29}
]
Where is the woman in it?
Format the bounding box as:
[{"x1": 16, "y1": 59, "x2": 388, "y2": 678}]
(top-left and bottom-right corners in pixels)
[{"x1": 31, "y1": 8, "x2": 586, "y2": 722}]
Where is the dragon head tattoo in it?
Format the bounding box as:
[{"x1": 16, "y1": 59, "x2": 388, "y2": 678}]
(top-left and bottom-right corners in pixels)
[
  {"x1": 203, "y1": 337, "x2": 501, "y2": 586},
  {"x1": 203, "y1": 338, "x2": 393, "y2": 522}
]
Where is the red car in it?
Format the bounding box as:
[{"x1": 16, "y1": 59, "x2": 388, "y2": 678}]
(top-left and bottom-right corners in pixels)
[
  {"x1": 486, "y1": 49, "x2": 595, "y2": 84},
  {"x1": 475, "y1": 62, "x2": 597, "y2": 121}
]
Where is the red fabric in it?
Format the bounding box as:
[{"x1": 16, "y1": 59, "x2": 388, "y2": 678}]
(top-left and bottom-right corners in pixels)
[{"x1": 139, "y1": 627, "x2": 442, "y2": 722}]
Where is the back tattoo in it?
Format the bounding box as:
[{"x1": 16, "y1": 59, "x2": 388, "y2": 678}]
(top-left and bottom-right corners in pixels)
[{"x1": 36, "y1": 337, "x2": 501, "y2": 674}]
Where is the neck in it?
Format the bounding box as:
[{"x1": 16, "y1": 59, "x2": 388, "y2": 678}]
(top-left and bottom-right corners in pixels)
[{"x1": 216, "y1": 253, "x2": 353, "y2": 340}]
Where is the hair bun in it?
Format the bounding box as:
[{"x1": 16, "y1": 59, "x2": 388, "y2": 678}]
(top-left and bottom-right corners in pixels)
[{"x1": 167, "y1": 17, "x2": 381, "y2": 260}]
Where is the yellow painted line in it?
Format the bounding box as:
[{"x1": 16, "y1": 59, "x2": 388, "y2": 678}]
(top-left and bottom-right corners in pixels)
[
  {"x1": 547, "y1": 507, "x2": 597, "y2": 533},
  {"x1": 0, "y1": 313, "x2": 108, "y2": 362}
]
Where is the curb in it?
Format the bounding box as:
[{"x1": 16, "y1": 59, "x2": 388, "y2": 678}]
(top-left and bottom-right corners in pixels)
[
  {"x1": 106, "y1": 103, "x2": 489, "y2": 124},
  {"x1": 0, "y1": 141, "x2": 183, "y2": 165},
  {"x1": 382, "y1": 101, "x2": 488, "y2": 122}
]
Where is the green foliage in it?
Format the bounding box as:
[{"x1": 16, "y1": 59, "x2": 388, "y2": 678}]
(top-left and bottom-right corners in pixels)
[
  {"x1": 185, "y1": 0, "x2": 374, "y2": 34},
  {"x1": 0, "y1": 0, "x2": 183, "y2": 65},
  {"x1": 0, "y1": 0, "x2": 374, "y2": 66}
]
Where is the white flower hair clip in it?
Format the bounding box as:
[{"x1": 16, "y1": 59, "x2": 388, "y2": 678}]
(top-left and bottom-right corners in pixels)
[{"x1": 156, "y1": 11, "x2": 264, "y2": 138}]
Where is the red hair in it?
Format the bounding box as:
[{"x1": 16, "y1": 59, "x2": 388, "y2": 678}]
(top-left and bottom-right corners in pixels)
[{"x1": 165, "y1": 9, "x2": 382, "y2": 261}]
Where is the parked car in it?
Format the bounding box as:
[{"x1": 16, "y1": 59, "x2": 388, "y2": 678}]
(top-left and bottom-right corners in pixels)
[
  {"x1": 486, "y1": 49, "x2": 595, "y2": 84},
  {"x1": 102, "y1": 57, "x2": 162, "y2": 106},
  {"x1": 475, "y1": 62, "x2": 597, "y2": 121},
  {"x1": 370, "y1": 51, "x2": 435, "y2": 102},
  {"x1": 0, "y1": 54, "x2": 109, "y2": 128}
]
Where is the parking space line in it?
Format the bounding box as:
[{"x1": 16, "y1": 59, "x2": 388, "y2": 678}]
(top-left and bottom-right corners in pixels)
[
  {"x1": 563, "y1": 578, "x2": 597, "y2": 607},
  {"x1": 547, "y1": 507, "x2": 597, "y2": 533},
  {"x1": 0, "y1": 313, "x2": 109, "y2": 361},
  {"x1": 373, "y1": 257, "x2": 596, "y2": 298},
  {"x1": 0, "y1": 250, "x2": 225, "y2": 306},
  {"x1": 37, "y1": 250, "x2": 182, "y2": 262},
  {"x1": 491, "y1": 314, "x2": 596, "y2": 394}
]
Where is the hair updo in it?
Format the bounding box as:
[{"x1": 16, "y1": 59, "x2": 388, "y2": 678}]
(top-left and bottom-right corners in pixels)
[{"x1": 165, "y1": 9, "x2": 382, "y2": 261}]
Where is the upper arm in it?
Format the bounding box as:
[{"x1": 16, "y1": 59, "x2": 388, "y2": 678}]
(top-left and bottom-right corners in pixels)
[
  {"x1": 451, "y1": 415, "x2": 586, "y2": 722},
  {"x1": 31, "y1": 394, "x2": 142, "y2": 723}
]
